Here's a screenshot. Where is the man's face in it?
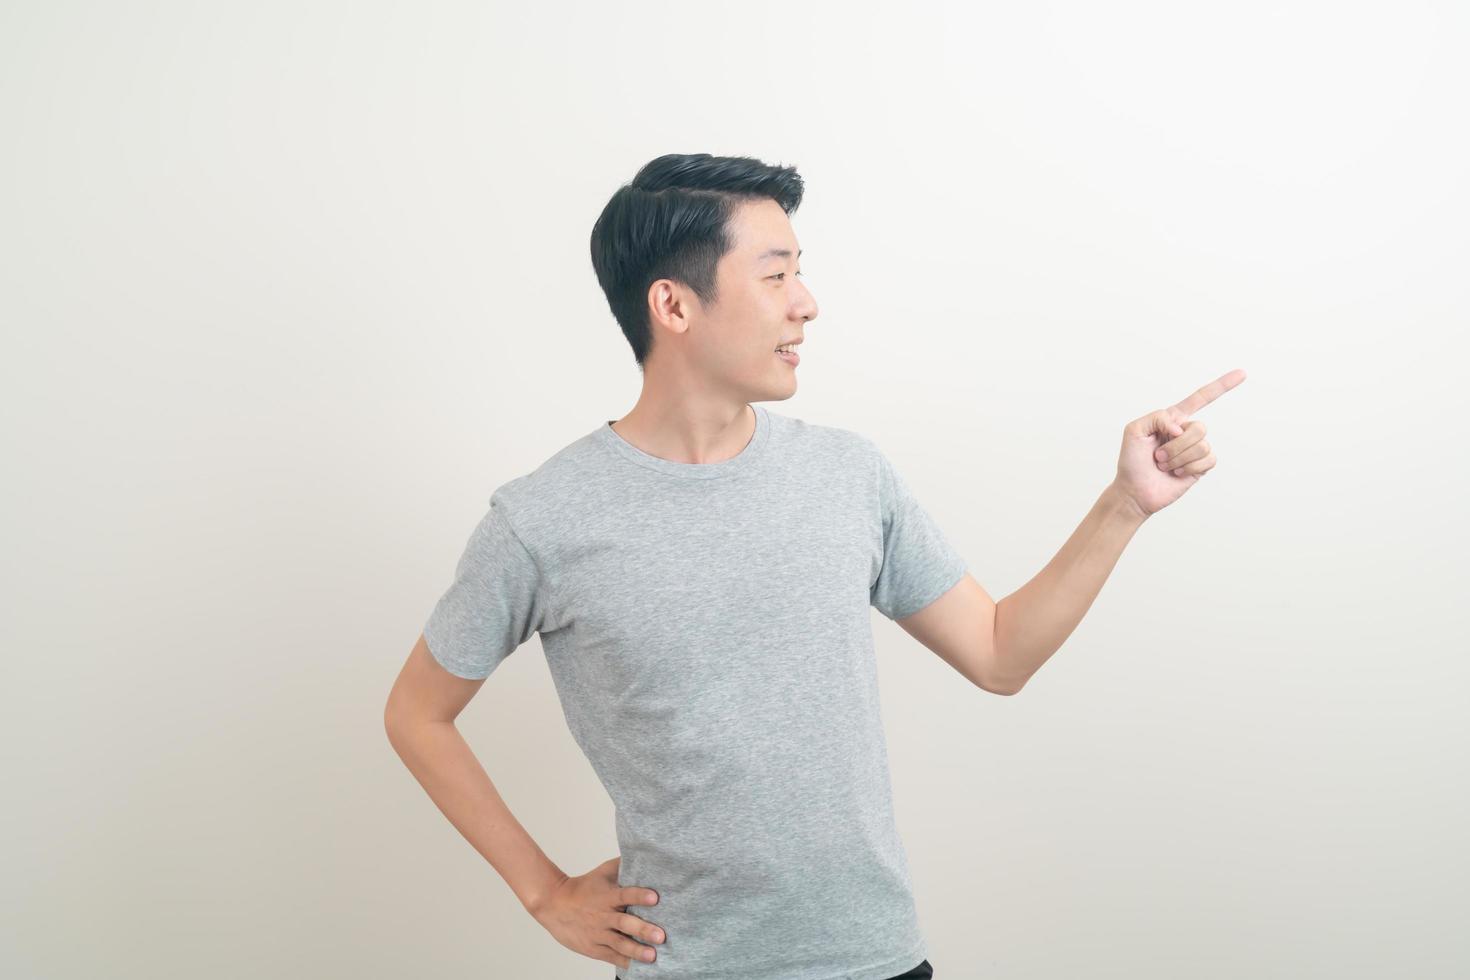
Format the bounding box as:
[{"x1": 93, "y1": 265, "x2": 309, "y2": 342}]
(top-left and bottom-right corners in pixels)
[{"x1": 670, "y1": 198, "x2": 819, "y2": 402}]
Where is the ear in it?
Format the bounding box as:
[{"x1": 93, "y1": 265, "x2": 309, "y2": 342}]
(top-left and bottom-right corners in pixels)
[{"x1": 647, "y1": 278, "x2": 695, "y2": 338}]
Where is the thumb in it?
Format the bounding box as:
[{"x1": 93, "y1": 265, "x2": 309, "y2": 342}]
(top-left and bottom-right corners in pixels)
[
  {"x1": 1134, "y1": 410, "x2": 1176, "y2": 439},
  {"x1": 1157, "y1": 412, "x2": 1186, "y2": 440}
]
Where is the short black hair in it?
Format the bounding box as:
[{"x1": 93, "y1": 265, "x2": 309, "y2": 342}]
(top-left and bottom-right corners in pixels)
[{"x1": 589, "y1": 153, "x2": 805, "y2": 370}]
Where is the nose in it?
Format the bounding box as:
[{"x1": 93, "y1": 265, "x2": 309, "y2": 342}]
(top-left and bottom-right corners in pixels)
[{"x1": 795, "y1": 283, "x2": 818, "y2": 324}]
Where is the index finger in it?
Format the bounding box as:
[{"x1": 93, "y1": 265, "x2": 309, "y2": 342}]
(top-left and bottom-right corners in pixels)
[
  {"x1": 1171, "y1": 368, "x2": 1247, "y2": 416},
  {"x1": 620, "y1": 887, "x2": 659, "y2": 907}
]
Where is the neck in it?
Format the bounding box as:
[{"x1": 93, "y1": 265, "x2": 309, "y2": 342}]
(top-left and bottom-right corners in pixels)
[{"x1": 610, "y1": 392, "x2": 756, "y2": 465}]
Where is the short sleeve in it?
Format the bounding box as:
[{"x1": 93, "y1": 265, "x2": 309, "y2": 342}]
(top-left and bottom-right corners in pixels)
[
  {"x1": 870, "y1": 447, "x2": 968, "y2": 621},
  {"x1": 422, "y1": 495, "x2": 551, "y2": 680}
]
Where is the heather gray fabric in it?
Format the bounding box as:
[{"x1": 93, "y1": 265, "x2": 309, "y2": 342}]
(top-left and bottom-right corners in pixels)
[{"x1": 423, "y1": 404, "x2": 968, "y2": 980}]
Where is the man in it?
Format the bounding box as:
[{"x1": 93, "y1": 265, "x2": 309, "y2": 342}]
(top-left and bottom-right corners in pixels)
[{"x1": 383, "y1": 152, "x2": 1245, "y2": 979}]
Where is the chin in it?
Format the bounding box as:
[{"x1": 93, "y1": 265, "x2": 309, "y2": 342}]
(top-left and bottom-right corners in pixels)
[{"x1": 735, "y1": 365, "x2": 798, "y2": 403}]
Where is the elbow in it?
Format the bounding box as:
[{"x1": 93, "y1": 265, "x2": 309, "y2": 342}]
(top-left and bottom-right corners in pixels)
[
  {"x1": 383, "y1": 685, "x2": 403, "y2": 735},
  {"x1": 974, "y1": 667, "x2": 1021, "y2": 696},
  {"x1": 383, "y1": 687, "x2": 418, "y2": 745},
  {"x1": 982, "y1": 678, "x2": 1022, "y2": 696},
  {"x1": 982, "y1": 647, "x2": 1025, "y2": 696},
  {"x1": 384, "y1": 702, "x2": 433, "y2": 757},
  {"x1": 383, "y1": 702, "x2": 405, "y2": 747}
]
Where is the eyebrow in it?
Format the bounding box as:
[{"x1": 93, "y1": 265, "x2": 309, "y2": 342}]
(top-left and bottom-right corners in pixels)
[{"x1": 755, "y1": 247, "x2": 802, "y2": 263}]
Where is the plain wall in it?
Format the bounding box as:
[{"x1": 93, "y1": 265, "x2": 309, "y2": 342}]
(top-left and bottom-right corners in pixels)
[{"x1": 2, "y1": 1, "x2": 1465, "y2": 977}]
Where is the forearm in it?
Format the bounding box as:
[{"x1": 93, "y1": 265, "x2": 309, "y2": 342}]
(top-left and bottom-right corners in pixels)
[
  {"x1": 385, "y1": 715, "x2": 567, "y2": 916},
  {"x1": 992, "y1": 483, "x2": 1148, "y2": 692}
]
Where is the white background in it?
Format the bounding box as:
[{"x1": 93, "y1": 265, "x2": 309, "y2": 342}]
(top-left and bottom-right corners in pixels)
[{"x1": 2, "y1": 1, "x2": 1465, "y2": 977}]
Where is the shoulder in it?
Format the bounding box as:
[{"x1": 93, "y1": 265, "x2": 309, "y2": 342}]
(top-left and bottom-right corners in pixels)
[
  {"x1": 485, "y1": 428, "x2": 607, "y2": 544},
  {"x1": 764, "y1": 407, "x2": 880, "y2": 467}
]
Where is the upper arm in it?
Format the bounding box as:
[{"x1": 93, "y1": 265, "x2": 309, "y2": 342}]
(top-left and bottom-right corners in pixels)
[
  {"x1": 384, "y1": 632, "x2": 488, "y2": 727},
  {"x1": 417, "y1": 492, "x2": 552, "y2": 680},
  {"x1": 895, "y1": 572, "x2": 1014, "y2": 695},
  {"x1": 387, "y1": 489, "x2": 550, "y2": 729}
]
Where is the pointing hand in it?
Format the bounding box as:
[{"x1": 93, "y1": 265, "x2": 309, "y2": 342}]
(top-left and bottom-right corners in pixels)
[{"x1": 1111, "y1": 368, "x2": 1247, "y2": 519}]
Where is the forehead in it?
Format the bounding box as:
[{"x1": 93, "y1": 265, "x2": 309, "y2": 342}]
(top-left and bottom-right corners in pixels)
[{"x1": 728, "y1": 199, "x2": 800, "y2": 264}]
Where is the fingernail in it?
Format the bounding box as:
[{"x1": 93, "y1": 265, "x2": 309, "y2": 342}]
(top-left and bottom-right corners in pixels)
[
  {"x1": 642, "y1": 949, "x2": 655, "y2": 961},
  {"x1": 1155, "y1": 449, "x2": 1166, "y2": 461},
  {"x1": 654, "y1": 930, "x2": 664, "y2": 942}
]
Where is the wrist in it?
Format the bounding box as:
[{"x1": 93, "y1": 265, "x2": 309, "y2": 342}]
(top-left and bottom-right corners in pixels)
[
  {"x1": 1104, "y1": 482, "x2": 1151, "y2": 526},
  {"x1": 524, "y1": 869, "x2": 569, "y2": 920}
]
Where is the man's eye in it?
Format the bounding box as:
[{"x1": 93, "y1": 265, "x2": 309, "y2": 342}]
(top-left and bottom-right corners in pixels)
[{"x1": 771, "y1": 272, "x2": 804, "y2": 280}]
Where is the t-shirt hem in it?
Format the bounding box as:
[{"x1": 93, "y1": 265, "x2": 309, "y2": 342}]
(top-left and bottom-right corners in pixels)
[
  {"x1": 880, "y1": 556, "x2": 968, "y2": 621},
  {"x1": 840, "y1": 938, "x2": 930, "y2": 980},
  {"x1": 614, "y1": 939, "x2": 929, "y2": 980},
  {"x1": 420, "y1": 621, "x2": 490, "y2": 680}
]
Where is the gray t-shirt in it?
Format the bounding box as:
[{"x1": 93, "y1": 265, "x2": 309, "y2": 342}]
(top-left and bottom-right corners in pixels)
[{"x1": 423, "y1": 404, "x2": 968, "y2": 980}]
